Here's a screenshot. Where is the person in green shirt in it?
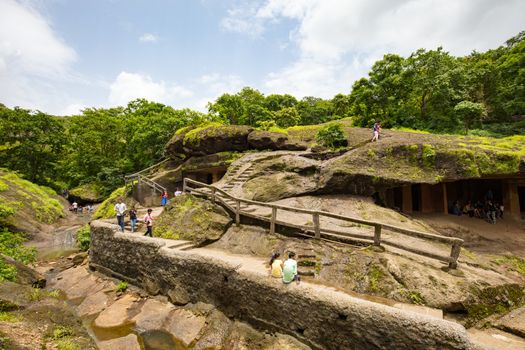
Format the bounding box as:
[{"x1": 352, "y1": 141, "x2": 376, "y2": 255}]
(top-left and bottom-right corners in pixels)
[{"x1": 282, "y1": 252, "x2": 300, "y2": 284}]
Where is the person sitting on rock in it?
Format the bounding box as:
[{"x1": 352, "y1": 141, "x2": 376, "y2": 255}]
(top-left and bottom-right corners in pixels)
[
  {"x1": 282, "y1": 251, "x2": 300, "y2": 284},
  {"x1": 269, "y1": 252, "x2": 283, "y2": 278}
]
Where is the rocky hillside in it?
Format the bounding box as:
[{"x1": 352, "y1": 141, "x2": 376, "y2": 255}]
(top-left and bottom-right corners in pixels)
[{"x1": 0, "y1": 169, "x2": 65, "y2": 233}]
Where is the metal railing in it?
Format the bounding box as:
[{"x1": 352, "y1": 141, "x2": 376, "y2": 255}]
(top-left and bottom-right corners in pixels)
[
  {"x1": 183, "y1": 178, "x2": 463, "y2": 269},
  {"x1": 124, "y1": 159, "x2": 169, "y2": 196}
]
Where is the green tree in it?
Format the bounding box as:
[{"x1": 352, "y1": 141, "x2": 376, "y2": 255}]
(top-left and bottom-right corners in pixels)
[
  {"x1": 272, "y1": 106, "x2": 300, "y2": 127},
  {"x1": 316, "y1": 123, "x2": 347, "y2": 149},
  {"x1": 0, "y1": 105, "x2": 65, "y2": 185},
  {"x1": 454, "y1": 101, "x2": 487, "y2": 133}
]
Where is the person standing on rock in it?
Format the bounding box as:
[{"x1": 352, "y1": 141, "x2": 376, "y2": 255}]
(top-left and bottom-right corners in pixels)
[
  {"x1": 72, "y1": 201, "x2": 78, "y2": 214},
  {"x1": 371, "y1": 121, "x2": 381, "y2": 142},
  {"x1": 114, "y1": 199, "x2": 127, "y2": 232},
  {"x1": 282, "y1": 252, "x2": 300, "y2": 284},
  {"x1": 143, "y1": 209, "x2": 154, "y2": 237}
]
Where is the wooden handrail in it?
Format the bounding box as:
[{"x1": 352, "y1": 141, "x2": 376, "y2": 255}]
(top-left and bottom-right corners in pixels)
[
  {"x1": 124, "y1": 158, "x2": 169, "y2": 180},
  {"x1": 183, "y1": 178, "x2": 463, "y2": 268}
]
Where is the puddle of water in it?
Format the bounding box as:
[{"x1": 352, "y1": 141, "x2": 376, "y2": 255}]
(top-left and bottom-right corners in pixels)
[{"x1": 142, "y1": 330, "x2": 185, "y2": 350}]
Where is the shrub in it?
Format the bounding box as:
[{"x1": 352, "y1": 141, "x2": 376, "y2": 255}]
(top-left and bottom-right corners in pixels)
[
  {"x1": 315, "y1": 123, "x2": 347, "y2": 149},
  {"x1": 76, "y1": 225, "x2": 90, "y2": 251},
  {"x1": 115, "y1": 281, "x2": 128, "y2": 293}
]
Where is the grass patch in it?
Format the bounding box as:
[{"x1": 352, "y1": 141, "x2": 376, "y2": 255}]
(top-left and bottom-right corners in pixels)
[
  {"x1": 0, "y1": 312, "x2": 21, "y2": 323},
  {"x1": 76, "y1": 225, "x2": 90, "y2": 251},
  {"x1": 368, "y1": 264, "x2": 384, "y2": 293},
  {"x1": 56, "y1": 338, "x2": 81, "y2": 350},
  {"x1": 493, "y1": 255, "x2": 525, "y2": 277},
  {"x1": 92, "y1": 186, "x2": 131, "y2": 219},
  {"x1": 115, "y1": 281, "x2": 128, "y2": 293}
]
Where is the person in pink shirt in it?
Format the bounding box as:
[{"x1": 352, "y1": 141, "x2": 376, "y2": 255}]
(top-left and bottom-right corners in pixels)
[{"x1": 143, "y1": 209, "x2": 154, "y2": 237}]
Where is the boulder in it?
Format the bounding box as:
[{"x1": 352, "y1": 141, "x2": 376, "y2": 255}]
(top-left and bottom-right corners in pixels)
[
  {"x1": 494, "y1": 306, "x2": 525, "y2": 337},
  {"x1": 69, "y1": 183, "x2": 105, "y2": 203},
  {"x1": 165, "y1": 132, "x2": 187, "y2": 159},
  {"x1": 193, "y1": 309, "x2": 233, "y2": 350},
  {"x1": 247, "y1": 130, "x2": 306, "y2": 151},
  {"x1": 163, "y1": 309, "x2": 206, "y2": 347},
  {"x1": 94, "y1": 294, "x2": 137, "y2": 329},
  {"x1": 0, "y1": 254, "x2": 46, "y2": 288},
  {"x1": 132, "y1": 299, "x2": 174, "y2": 331},
  {"x1": 77, "y1": 290, "x2": 111, "y2": 317},
  {"x1": 98, "y1": 334, "x2": 141, "y2": 350},
  {"x1": 183, "y1": 125, "x2": 253, "y2": 156}
]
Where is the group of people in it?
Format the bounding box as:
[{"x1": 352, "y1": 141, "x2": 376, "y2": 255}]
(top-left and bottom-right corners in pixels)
[
  {"x1": 269, "y1": 252, "x2": 301, "y2": 284},
  {"x1": 160, "y1": 188, "x2": 183, "y2": 206},
  {"x1": 69, "y1": 201, "x2": 94, "y2": 215},
  {"x1": 114, "y1": 199, "x2": 154, "y2": 237},
  {"x1": 451, "y1": 194, "x2": 504, "y2": 224}
]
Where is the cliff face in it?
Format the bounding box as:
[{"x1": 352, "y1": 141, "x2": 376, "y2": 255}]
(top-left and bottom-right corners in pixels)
[{"x1": 89, "y1": 220, "x2": 474, "y2": 350}]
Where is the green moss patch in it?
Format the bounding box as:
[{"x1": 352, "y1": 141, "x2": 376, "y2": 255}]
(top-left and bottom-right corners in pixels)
[
  {"x1": 92, "y1": 186, "x2": 133, "y2": 219},
  {"x1": 69, "y1": 183, "x2": 105, "y2": 202},
  {"x1": 154, "y1": 195, "x2": 231, "y2": 243},
  {"x1": 0, "y1": 170, "x2": 64, "y2": 226}
]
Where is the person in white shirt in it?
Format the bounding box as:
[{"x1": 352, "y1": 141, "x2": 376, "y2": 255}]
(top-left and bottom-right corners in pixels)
[
  {"x1": 174, "y1": 187, "x2": 182, "y2": 196},
  {"x1": 114, "y1": 199, "x2": 127, "y2": 232}
]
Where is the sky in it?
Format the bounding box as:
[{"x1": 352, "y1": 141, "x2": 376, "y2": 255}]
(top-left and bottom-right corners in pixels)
[{"x1": 0, "y1": 0, "x2": 524, "y2": 115}]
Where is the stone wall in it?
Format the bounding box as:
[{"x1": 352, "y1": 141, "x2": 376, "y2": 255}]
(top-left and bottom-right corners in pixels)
[{"x1": 89, "y1": 221, "x2": 474, "y2": 350}]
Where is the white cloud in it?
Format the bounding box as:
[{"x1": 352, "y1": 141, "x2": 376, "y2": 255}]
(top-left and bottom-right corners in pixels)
[
  {"x1": 225, "y1": 0, "x2": 525, "y2": 98},
  {"x1": 138, "y1": 33, "x2": 159, "y2": 43},
  {"x1": 0, "y1": 0, "x2": 79, "y2": 113},
  {"x1": 109, "y1": 72, "x2": 193, "y2": 106},
  {"x1": 220, "y1": 3, "x2": 266, "y2": 38}
]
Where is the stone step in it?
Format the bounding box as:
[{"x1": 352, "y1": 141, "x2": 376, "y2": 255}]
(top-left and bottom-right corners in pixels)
[
  {"x1": 167, "y1": 241, "x2": 194, "y2": 249},
  {"x1": 298, "y1": 254, "x2": 316, "y2": 259},
  {"x1": 241, "y1": 207, "x2": 257, "y2": 213},
  {"x1": 298, "y1": 270, "x2": 316, "y2": 277}
]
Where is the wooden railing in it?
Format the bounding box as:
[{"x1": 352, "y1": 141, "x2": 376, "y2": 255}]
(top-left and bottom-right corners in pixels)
[
  {"x1": 183, "y1": 178, "x2": 463, "y2": 269},
  {"x1": 124, "y1": 159, "x2": 169, "y2": 196}
]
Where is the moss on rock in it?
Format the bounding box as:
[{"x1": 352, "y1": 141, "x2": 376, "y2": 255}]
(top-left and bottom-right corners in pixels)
[
  {"x1": 154, "y1": 195, "x2": 232, "y2": 244},
  {"x1": 69, "y1": 183, "x2": 105, "y2": 203},
  {"x1": 92, "y1": 186, "x2": 136, "y2": 219}
]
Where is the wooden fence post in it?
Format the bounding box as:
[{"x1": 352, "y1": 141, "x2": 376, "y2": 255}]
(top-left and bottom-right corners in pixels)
[
  {"x1": 374, "y1": 224, "x2": 382, "y2": 246},
  {"x1": 448, "y1": 241, "x2": 462, "y2": 269},
  {"x1": 211, "y1": 187, "x2": 216, "y2": 203},
  {"x1": 235, "y1": 200, "x2": 240, "y2": 227},
  {"x1": 313, "y1": 213, "x2": 320, "y2": 239},
  {"x1": 270, "y1": 207, "x2": 277, "y2": 235},
  {"x1": 182, "y1": 178, "x2": 187, "y2": 193}
]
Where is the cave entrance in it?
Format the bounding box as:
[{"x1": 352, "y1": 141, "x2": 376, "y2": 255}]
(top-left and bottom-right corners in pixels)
[
  {"x1": 411, "y1": 184, "x2": 421, "y2": 212},
  {"x1": 519, "y1": 186, "x2": 525, "y2": 213}
]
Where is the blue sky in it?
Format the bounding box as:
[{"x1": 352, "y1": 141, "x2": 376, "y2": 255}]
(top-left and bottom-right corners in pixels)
[{"x1": 0, "y1": 0, "x2": 524, "y2": 115}]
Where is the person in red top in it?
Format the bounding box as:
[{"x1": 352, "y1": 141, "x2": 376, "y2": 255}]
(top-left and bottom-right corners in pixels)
[{"x1": 143, "y1": 209, "x2": 154, "y2": 237}]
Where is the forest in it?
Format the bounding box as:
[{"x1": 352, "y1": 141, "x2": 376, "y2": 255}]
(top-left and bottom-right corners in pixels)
[{"x1": 0, "y1": 31, "x2": 523, "y2": 197}]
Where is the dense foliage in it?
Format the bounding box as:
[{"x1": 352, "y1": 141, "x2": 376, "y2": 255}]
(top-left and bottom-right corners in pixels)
[
  {"x1": 0, "y1": 31, "x2": 523, "y2": 198},
  {"x1": 0, "y1": 99, "x2": 211, "y2": 195},
  {"x1": 316, "y1": 124, "x2": 347, "y2": 149}
]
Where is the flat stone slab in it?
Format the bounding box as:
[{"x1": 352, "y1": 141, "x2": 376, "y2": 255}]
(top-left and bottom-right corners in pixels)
[
  {"x1": 132, "y1": 298, "x2": 174, "y2": 331},
  {"x1": 50, "y1": 266, "x2": 90, "y2": 291},
  {"x1": 392, "y1": 302, "x2": 443, "y2": 319},
  {"x1": 94, "y1": 294, "x2": 137, "y2": 329},
  {"x1": 494, "y1": 306, "x2": 525, "y2": 338},
  {"x1": 163, "y1": 309, "x2": 206, "y2": 347},
  {"x1": 64, "y1": 274, "x2": 106, "y2": 300},
  {"x1": 97, "y1": 334, "x2": 141, "y2": 350},
  {"x1": 468, "y1": 328, "x2": 525, "y2": 350},
  {"x1": 77, "y1": 290, "x2": 111, "y2": 318}
]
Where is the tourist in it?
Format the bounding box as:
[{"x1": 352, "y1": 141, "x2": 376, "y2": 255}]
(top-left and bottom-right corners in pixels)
[
  {"x1": 282, "y1": 252, "x2": 300, "y2": 284},
  {"x1": 72, "y1": 201, "x2": 78, "y2": 214},
  {"x1": 161, "y1": 191, "x2": 169, "y2": 206},
  {"x1": 269, "y1": 252, "x2": 283, "y2": 278},
  {"x1": 498, "y1": 203, "x2": 504, "y2": 219},
  {"x1": 371, "y1": 121, "x2": 381, "y2": 142},
  {"x1": 129, "y1": 206, "x2": 138, "y2": 233},
  {"x1": 463, "y1": 201, "x2": 474, "y2": 217},
  {"x1": 451, "y1": 200, "x2": 461, "y2": 216},
  {"x1": 77, "y1": 205, "x2": 83, "y2": 215},
  {"x1": 114, "y1": 199, "x2": 127, "y2": 232},
  {"x1": 143, "y1": 209, "x2": 154, "y2": 237},
  {"x1": 174, "y1": 187, "x2": 182, "y2": 196},
  {"x1": 486, "y1": 201, "x2": 496, "y2": 224}
]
